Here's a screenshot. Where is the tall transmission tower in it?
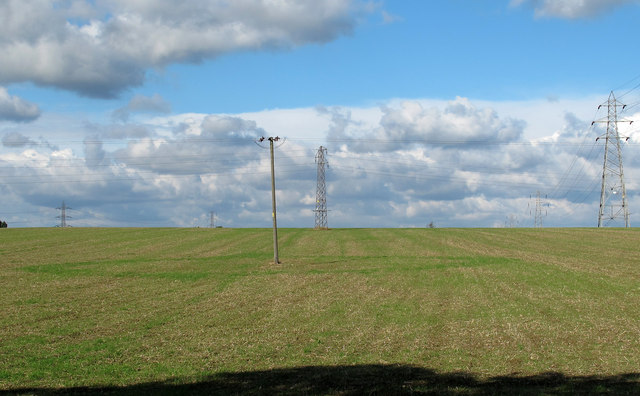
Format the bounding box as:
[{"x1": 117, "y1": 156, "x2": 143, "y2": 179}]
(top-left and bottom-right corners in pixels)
[
  {"x1": 505, "y1": 214, "x2": 519, "y2": 228},
  {"x1": 593, "y1": 91, "x2": 633, "y2": 227},
  {"x1": 314, "y1": 146, "x2": 329, "y2": 229},
  {"x1": 56, "y1": 201, "x2": 71, "y2": 227},
  {"x1": 209, "y1": 211, "x2": 216, "y2": 228},
  {"x1": 529, "y1": 191, "x2": 547, "y2": 228}
]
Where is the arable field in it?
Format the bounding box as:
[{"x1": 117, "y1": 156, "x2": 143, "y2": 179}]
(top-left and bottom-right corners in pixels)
[{"x1": 1, "y1": 227, "x2": 640, "y2": 394}]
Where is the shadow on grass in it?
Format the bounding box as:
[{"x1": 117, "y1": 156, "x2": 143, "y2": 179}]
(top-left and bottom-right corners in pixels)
[{"x1": 5, "y1": 365, "x2": 640, "y2": 395}]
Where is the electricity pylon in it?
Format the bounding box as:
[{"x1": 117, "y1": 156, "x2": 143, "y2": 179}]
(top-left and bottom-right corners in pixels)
[
  {"x1": 314, "y1": 146, "x2": 329, "y2": 229},
  {"x1": 529, "y1": 191, "x2": 547, "y2": 228},
  {"x1": 593, "y1": 91, "x2": 633, "y2": 227},
  {"x1": 56, "y1": 201, "x2": 71, "y2": 227}
]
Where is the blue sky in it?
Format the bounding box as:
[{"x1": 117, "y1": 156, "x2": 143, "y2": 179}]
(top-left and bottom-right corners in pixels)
[
  {"x1": 10, "y1": 1, "x2": 640, "y2": 114},
  {"x1": 2, "y1": 0, "x2": 640, "y2": 228}
]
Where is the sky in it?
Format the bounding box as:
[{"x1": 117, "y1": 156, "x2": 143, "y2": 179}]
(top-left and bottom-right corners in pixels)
[{"x1": 2, "y1": 0, "x2": 640, "y2": 228}]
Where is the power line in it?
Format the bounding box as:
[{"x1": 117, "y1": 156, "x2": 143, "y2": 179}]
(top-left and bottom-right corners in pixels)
[
  {"x1": 614, "y1": 71, "x2": 640, "y2": 99},
  {"x1": 3, "y1": 144, "x2": 630, "y2": 201},
  {"x1": 551, "y1": 141, "x2": 601, "y2": 202},
  {"x1": 547, "y1": 101, "x2": 608, "y2": 203},
  {"x1": 0, "y1": 150, "x2": 314, "y2": 170},
  {"x1": 0, "y1": 163, "x2": 313, "y2": 185},
  {"x1": 15, "y1": 137, "x2": 260, "y2": 147}
]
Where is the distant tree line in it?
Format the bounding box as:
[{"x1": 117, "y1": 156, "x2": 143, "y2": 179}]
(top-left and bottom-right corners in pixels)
[{"x1": 0, "y1": 220, "x2": 7, "y2": 228}]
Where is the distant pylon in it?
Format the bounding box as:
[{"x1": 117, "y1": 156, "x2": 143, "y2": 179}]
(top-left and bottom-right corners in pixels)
[
  {"x1": 529, "y1": 191, "x2": 547, "y2": 228},
  {"x1": 56, "y1": 201, "x2": 71, "y2": 227},
  {"x1": 593, "y1": 91, "x2": 633, "y2": 227},
  {"x1": 209, "y1": 211, "x2": 216, "y2": 228},
  {"x1": 314, "y1": 146, "x2": 329, "y2": 229}
]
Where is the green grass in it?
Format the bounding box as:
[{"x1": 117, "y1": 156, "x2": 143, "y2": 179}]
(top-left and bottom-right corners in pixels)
[{"x1": 1, "y1": 227, "x2": 640, "y2": 394}]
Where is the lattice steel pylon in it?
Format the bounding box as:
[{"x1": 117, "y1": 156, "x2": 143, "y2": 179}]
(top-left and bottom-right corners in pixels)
[
  {"x1": 56, "y1": 201, "x2": 71, "y2": 227},
  {"x1": 529, "y1": 191, "x2": 547, "y2": 228},
  {"x1": 314, "y1": 146, "x2": 329, "y2": 229},
  {"x1": 593, "y1": 91, "x2": 633, "y2": 227}
]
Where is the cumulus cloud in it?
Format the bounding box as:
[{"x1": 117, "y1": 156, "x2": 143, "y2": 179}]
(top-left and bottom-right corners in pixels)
[
  {"x1": 2, "y1": 131, "x2": 37, "y2": 147},
  {"x1": 201, "y1": 115, "x2": 265, "y2": 140},
  {"x1": 101, "y1": 114, "x2": 267, "y2": 179},
  {"x1": 316, "y1": 98, "x2": 621, "y2": 227},
  {"x1": 84, "y1": 120, "x2": 151, "y2": 139},
  {"x1": 511, "y1": 0, "x2": 638, "y2": 18},
  {"x1": 549, "y1": 112, "x2": 591, "y2": 141},
  {"x1": 0, "y1": 87, "x2": 41, "y2": 122},
  {"x1": 1, "y1": 112, "x2": 275, "y2": 227},
  {"x1": 0, "y1": 0, "x2": 368, "y2": 98},
  {"x1": 2, "y1": 98, "x2": 632, "y2": 228},
  {"x1": 83, "y1": 135, "x2": 108, "y2": 169},
  {"x1": 315, "y1": 100, "x2": 556, "y2": 226},
  {"x1": 380, "y1": 98, "x2": 525, "y2": 144},
  {"x1": 329, "y1": 98, "x2": 525, "y2": 152},
  {"x1": 112, "y1": 94, "x2": 171, "y2": 122}
]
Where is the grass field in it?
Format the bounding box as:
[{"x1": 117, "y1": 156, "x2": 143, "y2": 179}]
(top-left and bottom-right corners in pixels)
[{"x1": 1, "y1": 227, "x2": 640, "y2": 394}]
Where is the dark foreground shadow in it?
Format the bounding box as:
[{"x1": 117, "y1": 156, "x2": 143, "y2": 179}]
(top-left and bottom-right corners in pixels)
[{"x1": 4, "y1": 365, "x2": 640, "y2": 395}]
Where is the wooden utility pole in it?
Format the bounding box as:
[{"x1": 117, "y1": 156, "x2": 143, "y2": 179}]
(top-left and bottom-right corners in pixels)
[{"x1": 258, "y1": 136, "x2": 281, "y2": 264}]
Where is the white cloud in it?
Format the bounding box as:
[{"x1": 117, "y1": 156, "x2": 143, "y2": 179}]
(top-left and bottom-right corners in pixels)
[
  {"x1": 326, "y1": 97, "x2": 526, "y2": 153},
  {"x1": 381, "y1": 10, "x2": 403, "y2": 24},
  {"x1": 2, "y1": 132, "x2": 36, "y2": 147},
  {"x1": 0, "y1": 0, "x2": 369, "y2": 98},
  {"x1": 3, "y1": 96, "x2": 637, "y2": 228},
  {"x1": 512, "y1": 0, "x2": 639, "y2": 18},
  {"x1": 381, "y1": 97, "x2": 525, "y2": 144},
  {"x1": 0, "y1": 87, "x2": 40, "y2": 122},
  {"x1": 112, "y1": 94, "x2": 171, "y2": 122}
]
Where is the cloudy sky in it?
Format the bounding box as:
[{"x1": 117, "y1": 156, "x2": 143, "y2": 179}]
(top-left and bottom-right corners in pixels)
[{"x1": 2, "y1": 0, "x2": 640, "y2": 228}]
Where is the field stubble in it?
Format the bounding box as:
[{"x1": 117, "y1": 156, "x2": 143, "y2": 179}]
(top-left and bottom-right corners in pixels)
[{"x1": 1, "y1": 227, "x2": 640, "y2": 393}]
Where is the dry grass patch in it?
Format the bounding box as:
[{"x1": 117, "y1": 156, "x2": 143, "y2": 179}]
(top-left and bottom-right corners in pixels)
[{"x1": 1, "y1": 227, "x2": 640, "y2": 393}]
